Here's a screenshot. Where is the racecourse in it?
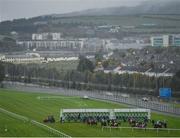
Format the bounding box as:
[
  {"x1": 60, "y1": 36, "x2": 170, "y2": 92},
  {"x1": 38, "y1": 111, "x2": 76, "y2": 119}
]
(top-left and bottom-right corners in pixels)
[
  {"x1": 0, "y1": 88, "x2": 180, "y2": 137},
  {"x1": 3, "y1": 81, "x2": 180, "y2": 116}
]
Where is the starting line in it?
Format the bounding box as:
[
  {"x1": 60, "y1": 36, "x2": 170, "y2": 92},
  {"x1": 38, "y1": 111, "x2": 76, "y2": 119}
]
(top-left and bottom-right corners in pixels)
[{"x1": 102, "y1": 126, "x2": 180, "y2": 134}]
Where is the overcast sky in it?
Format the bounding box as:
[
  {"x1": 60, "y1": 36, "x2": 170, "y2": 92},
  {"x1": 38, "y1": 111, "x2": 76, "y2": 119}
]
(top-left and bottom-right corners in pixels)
[{"x1": 0, "y1": 0, "x2": 148, "y2": 21}]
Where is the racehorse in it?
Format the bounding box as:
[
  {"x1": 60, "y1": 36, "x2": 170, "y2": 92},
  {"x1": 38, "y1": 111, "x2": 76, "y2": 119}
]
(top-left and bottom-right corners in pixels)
[
  {"x1": 154, "y1": 121, "x2": 167, "y2": 128},
  {"x1": 101, "y1": 121, "x2": 107, "y2": 127},
  {"x1": 87, "y1": 118, "x2": 97, "y2": 125}
]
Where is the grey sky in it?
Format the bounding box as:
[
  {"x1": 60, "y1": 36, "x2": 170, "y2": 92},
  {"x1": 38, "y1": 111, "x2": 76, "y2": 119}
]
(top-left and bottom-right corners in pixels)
[{"x1": 0, "y1": 0, "x2": 147, "y2": 21}]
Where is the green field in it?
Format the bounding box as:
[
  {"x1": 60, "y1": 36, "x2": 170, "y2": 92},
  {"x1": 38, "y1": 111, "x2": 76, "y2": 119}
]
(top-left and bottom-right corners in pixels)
[
  {"x1": 0, "y1": 88, "x2": 180, "y2": 137},
  {"x1": 20, "y1": 60, "x2": 79, "y2": 71},
  {"x1": 0, "y1": 112, "x2": 54, "y2": 137},
  {"x1": 42, "y1": 61, "x2": 79, "y2": 71}
]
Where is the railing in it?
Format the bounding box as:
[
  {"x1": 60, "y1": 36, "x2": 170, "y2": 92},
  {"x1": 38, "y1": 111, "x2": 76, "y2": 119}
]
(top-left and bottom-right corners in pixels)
[
  {"x1": 0, "y1": 107, "x2": 71, "y2": 137},
  {"x1": 3, "y1": 81, "x2": 180, "y2": 115},
  {"x1": 0, "y1": 107, "x2": 29, "y2": 122},
  {"x1": 31, "y1": 120, "x2": 71, "y2": 137},
  {"x1": 102, "y1": 126, "x2": 180, "y2": 134}
]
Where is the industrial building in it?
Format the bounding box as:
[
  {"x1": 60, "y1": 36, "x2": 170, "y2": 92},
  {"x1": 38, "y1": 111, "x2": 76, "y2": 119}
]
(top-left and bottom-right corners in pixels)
[
  {"x1": 17, "y1": 39, "x2": 85, "y2": 50},
  {"x1": 17, "y1": 33, "x2": 107, "y2": 52},
  {"x1": 151, "y1": 35, "x2": 180, "y2": 47}
]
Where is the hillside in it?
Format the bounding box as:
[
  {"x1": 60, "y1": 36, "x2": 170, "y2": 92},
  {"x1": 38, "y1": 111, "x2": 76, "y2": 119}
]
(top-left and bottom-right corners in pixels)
[
  {"x1": 52, "y1": 0, "x2": 180, "y2": 17},
  {"x1": 1, "y1": 0, "x2": 180, "y2": 36}
]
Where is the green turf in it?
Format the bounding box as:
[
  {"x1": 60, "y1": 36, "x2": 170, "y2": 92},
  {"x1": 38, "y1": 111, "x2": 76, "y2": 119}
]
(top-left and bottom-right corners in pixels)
[
  {"x1": 0, "y1": 88, "x2": 180, "y2": 137},
  {"x1": 0, "y1": 112, "x2": 55, "y2": 137},
  {"x1": 35, "y1": 60, "x2": 79, "y2": 71}
]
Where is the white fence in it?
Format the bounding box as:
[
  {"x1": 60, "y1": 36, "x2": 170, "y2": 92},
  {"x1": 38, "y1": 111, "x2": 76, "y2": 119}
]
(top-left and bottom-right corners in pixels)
[
  {"x1": 31, "y1": 120, "x2": 71, "y2": 137},
  {"x1": 102, "y1": 126, "x2": 180, "y2": 134},
  {"x1": 0, "y1": 107, "x2": 29, "y2": 122},
  {"x1": 0, "y1": 107, "x2": 71, "y2": 137}
]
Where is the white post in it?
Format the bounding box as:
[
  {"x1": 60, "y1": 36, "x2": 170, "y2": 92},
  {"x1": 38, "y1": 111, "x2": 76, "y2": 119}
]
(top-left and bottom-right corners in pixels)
[{"x1": 148, "y1": 109, "x2": 151, "y2": 119}]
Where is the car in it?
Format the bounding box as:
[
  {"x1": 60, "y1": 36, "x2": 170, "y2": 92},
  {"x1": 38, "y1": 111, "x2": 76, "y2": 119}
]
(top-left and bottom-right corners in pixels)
[
  {"x1": 142, "y1": 97, "x2": 149, "y2": 102},
  {"x1": 83, "y1": 95, "x2": 89, "y2": 99},
  {"x1": 121, "y1": 94, "x2": 129, "y2": 98}
]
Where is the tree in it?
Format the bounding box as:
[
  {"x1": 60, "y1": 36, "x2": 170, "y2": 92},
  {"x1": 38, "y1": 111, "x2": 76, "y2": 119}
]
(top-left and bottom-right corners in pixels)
[
  {"x1": 77, "y1": 56, "x2": 95, "y2": 72},
  {"x1": 171, "y1": 70, "x2": 180, "y2": 91},
  {"x1": 0, "y1": 62, "x2": 5, "y2": 83},
  {"x1": 0, "y1": 37, "x2": 25, "y2": 52},
  {"x1": 95, "y1": 52, "x2": 103, "y2": 63}
]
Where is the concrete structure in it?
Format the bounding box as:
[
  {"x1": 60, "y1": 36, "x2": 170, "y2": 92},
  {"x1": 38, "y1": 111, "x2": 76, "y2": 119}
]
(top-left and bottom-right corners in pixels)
[
  {"x1": 103, "y1": 66, "x2": 174, "y2": 77},
  {"x1": 151, "y1": 34, "x2": 180, "y2": 47},
  {"x1": 17, "y1": 33, "x2": 108, "y2": 52},
  {"x1": 105, "y1": 39, "x2": 148, "y2": 50},
  {"x1": 1, "y1": 53, "x2": 44, "y2": 64},
  {"x1": 17, "y1": 37, "x2": 107, "y2": 52},
  {"x1": 83, "y1": 38, "x2": 107, "y2": 52},
  {"x1": 173, "y1": 35, "x2": 180, "y2": 47},
  {"x1": 17, "y1": 39, "x2": 85, "y2": 50},
  {"x1": 32, "y1": 33, "x2": 61, "y2": 40},
  {"x1": 47, "y1": 57, "x2": 78, "y2": 62},
  {"x1": 0, "y1": 54, "x2": 5, "y2": 61},
  {"x1": 0, "y1": 52, "x2": 80, "y2": 64}
]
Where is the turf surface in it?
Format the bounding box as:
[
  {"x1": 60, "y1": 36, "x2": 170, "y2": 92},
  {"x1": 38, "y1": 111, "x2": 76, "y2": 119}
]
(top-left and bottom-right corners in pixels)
[
  {"x1": 0, "y1": 112, "x2": 55, "y2": 137},
  {"x1": 0, "y1": 88, "x2": 180, "y2": 137}
]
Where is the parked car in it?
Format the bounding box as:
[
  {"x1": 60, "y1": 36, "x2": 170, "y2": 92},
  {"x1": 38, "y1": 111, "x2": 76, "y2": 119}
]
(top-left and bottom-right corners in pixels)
[{"x1": 142, "y1": 97, "x2": 149, "y2": 102}]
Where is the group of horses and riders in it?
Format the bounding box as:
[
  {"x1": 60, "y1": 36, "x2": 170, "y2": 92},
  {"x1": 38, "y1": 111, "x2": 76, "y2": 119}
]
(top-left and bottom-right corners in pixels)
[
  {"x1": 59, "y1": 114, "x2": 168, "y2": 129},
  {"x1": 43, "y1": 115, "x2": 55, "y2": 123},
  {"x1": 152, "y1": 120, "x2": 167, "y2": 128},
  {"x1": 128, "y1": 117, "x2": 148, "y2": 128},
  {"x1": 101, "y1": 119, "x2": 121, "y2": 127}
]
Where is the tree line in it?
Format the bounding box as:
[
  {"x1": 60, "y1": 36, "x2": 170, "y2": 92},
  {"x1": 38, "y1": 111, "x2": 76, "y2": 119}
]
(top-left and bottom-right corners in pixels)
[{"x1": 1, "y1": 56, "x2": 180, "y2": 97}]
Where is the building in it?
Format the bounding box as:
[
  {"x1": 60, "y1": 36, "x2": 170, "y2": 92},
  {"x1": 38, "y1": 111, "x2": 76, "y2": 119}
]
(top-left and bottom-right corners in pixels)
[
  {"x1": 32, "y1": 33, "x2": 61, "y2": 40},
  {"x1": 103, "y1": 66, "x2": 174, "y2": 77},
  {"x1": 151, "y1": 35, "x2": 180, "y2": 47},
  {"x1": 0, "y1": 54, "x2": 5, "y2": 61},
  {"x1": 83, "y1": 38, "x2": 107, "y2": 52},
  {"x1": 173, "y1": 35, "x2": 180, "y2": 47},
  {"x1": 17, "y1": 38, "x2": 85, "y2": 50},
  {"x1": 1, "y1": 53, "x2": 44, "y2": 63},
  {"x1": 17, "y1": 33, "x2": 108, "y2": 52}
]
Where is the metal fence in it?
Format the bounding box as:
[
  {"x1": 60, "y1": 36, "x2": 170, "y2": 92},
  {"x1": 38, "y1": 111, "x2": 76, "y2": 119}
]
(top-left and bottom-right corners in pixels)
[{"x1": 3, "y1": 81, "x2": 180, "y2": 116}]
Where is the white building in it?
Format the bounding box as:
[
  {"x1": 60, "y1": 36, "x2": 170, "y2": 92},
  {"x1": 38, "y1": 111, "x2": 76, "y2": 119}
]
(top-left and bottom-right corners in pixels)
[
  {"x1": 47, "y1": 57, "x2": 79, "y2": 62},
  {"x1": 51, "y1": 33, "x2": 61, "y2": 40},
  {"x1": 2, "y1": 53, "x2": 44, "y2": 64},
  {"x1": 103, "y1": 66, "x2": 174, "y2": 77},
  {"x1": 17, "y1": 39, "x2": 85, "y2": 50},
  {"x1": 32, "y1": 33, "x2": 61, "y2": 40},
  {"x1": 0, "y1": 54, "x2": 5, "y2": 61},
  {"x1": 151, "y1": 34, "x2": 180, "y2": 47}
]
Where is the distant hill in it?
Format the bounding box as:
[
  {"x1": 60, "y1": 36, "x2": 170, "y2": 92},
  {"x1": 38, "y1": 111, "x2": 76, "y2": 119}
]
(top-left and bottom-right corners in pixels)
[
  {"x1": 1, "y1": 0, "x2": 180, "y2": 35},
  {"x1": 51, "y1": 0, "x2": 180, "y2": 17}
]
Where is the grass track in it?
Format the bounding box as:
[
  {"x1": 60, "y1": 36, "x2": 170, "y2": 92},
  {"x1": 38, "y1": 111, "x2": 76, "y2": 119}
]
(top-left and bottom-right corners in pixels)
[
  {"x1": 0, "y1": 112, "x2": 55, "y2": 137},
  {"x1": 0, "y1": 88, "x2": 180, "y2": 137}
]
